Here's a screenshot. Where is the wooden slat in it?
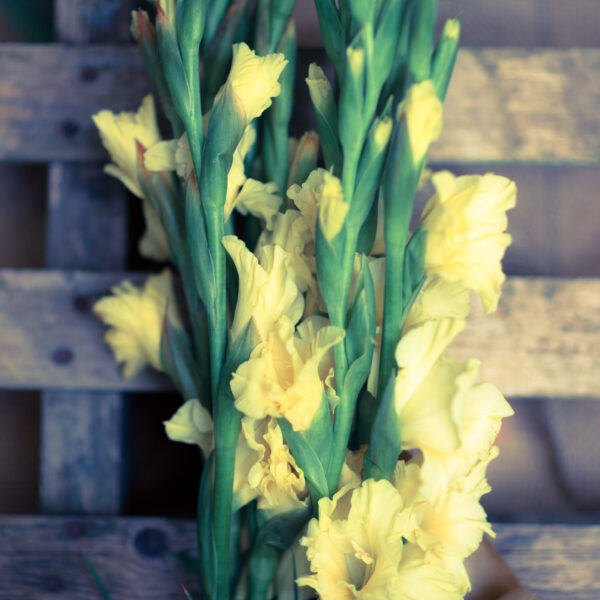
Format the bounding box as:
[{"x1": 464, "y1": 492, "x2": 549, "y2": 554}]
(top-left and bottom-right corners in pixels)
[
  {"x1": 1, "y1": 45, "x2": 600, "y2": 164},
  {"x1": 0, "y1": 269, "x2": 171, "y2": 392},
  {"x1": 1, "y1": 516, "x2": 598, "y2": 599},
  {"x1": 0, "y1": 270, "x2": 597, "y2": 397},
  {"x1": 0, "y1": 516, "x2": 198, "y2": 599},
  {"x1": 38, "y1": 0, "x2": 137, "y2": 517},
  {"x1": 494, "y1": 524, "x2": 600, "y2": 600}
]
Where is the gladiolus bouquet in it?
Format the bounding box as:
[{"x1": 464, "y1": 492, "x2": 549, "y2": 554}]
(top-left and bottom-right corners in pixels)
[{"x1": 93, "y1": 1, "x2": 517, "y2": 598}]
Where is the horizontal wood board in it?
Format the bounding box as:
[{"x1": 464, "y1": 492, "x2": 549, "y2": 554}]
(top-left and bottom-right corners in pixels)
[
  {"x1": 0, "y1": 517, "x2": 598, "y2": 599},
  {"x1": 0, "y1": 270, "x2": 598, "y2": 397},
  {"x1": 1, "y1": 45, "x2": 600, "y2": 164}
]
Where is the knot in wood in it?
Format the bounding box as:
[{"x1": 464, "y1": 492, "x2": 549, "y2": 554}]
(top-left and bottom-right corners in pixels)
[{"x1": 134, "y1": 527, "x2": 169, "y2": 558}]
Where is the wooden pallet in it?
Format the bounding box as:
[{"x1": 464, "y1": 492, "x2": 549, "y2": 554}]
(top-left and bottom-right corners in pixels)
[{"x1": 1, "y1": 1, "x2": 599, "y2": 598}]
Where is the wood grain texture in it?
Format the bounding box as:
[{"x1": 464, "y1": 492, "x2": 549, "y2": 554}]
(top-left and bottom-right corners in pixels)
[
  {"x1": 0, "y1": 517, "x2": 598, "y2": 599},
  {"x1": 0, "y1": 516, "x2": 198, "y2": 599},
  {"x1": 494, "y1": 524, "x2": 600, "y2": 600},
  {"x1": 39, "y1": 0, "x2": 137, "y2": 516},
  {"x1": 449, "y1": 277, "x2": 600, "y2": 398},
  {"x1": 0, "y1": 270, "x2": 597, "y2": 397},
  {"x1": 1, "y1": 46, "x2": 600, "y2": 164},
  {"x1": 0, "y1": 269, "x2": 171, "y2": 392}
]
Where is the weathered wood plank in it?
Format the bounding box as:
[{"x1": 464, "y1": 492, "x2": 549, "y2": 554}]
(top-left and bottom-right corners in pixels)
[
  {"x1": 0, "y1": 44, "x2": 151, "y2": 162},
  {"x1": 0, "y1": 270, "x2": 597, "y2": 397},
  {"x1": 0, "y1": 516, "x2": 198, "y2": 599},
  {"x1": 0, "y1": 269, "x2": 172, "y2": 392},
  {"x1": 39, "y1": 0, "x2": 138, "y2": 517},
  {"x1": 449, "y1": 277, "x2": 600, "y2": 398},
  {"x1": 494, "y1": 524, "x2": 600, "y2": 600},
  {"x1": 1, "y1": 46, "x2": 600, "y2": 164},
  {"x1": 0, "y1": 517, "x2": 598, "y2": 599}
]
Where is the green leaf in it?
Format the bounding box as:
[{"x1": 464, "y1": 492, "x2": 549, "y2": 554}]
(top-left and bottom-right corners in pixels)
[
  {"x1": 431, "y1": 17, "x2": 461, "y2": 100},
  {"x1": 313, "y1": 0, "x2": 346, "y2": 77},
  {"x1": 353, "y1": 387, "x2": 378, "y2": 448},
  {"x1": 372, "y1": 0, "x2": 405, "y2": 90},
  {"x1": 253, "y1": 505, "x2": 311, "y2": 552},
  {"x1": 185, "y1": 176, "x2": 216, "y2": 308},
  {"x1": 343, "y1": 256, "x2": 376, "y2": 399},
  {"x1": 203, "y1": 0, "x2": 249, "y2": 103},
  {"x1": 82, "y1": 553, "x2": 112, "y2": 600},
  {"x1": 363, "y1": 374, "x2": 401, "y2": 481},
  {"x1": 402, "y1": 225, "x2": 427, "y2": 312},
  {"x1": 278, "y1": 417, "x2": 330, "y2": 501},
  {"x1": 197, "y1": 454, "x2": 216, "y2": 598},
  {"x1": 315, "y1": 223, "x2": 345, "y2": 326},
  {"x1": 408, "y1": 0, "x2": 438, "y2": 83},
  {"x1": 159, "y1": 313, "x2": 204, "y2": 401}
]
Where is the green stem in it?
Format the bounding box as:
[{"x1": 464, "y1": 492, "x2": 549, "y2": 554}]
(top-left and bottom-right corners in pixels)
[{"x1": 212, "y1": 405, "x2": 240, "y2": 600}]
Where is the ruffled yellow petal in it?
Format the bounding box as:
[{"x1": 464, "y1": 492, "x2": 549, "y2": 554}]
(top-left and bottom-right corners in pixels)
[
  {"x1": 256, "y1": 209, "x2": 315, "y2": 293},
  {"x1": 163, "y1": 398, "x2": 214, "y2": 458},
  {"x1": 231, "y1": 316, "x2": 344, "y2": 431},
  {"x1": 223, "y1": 236, "x2": 304, "y2": 341},
  {"x1": 92, "y1": 94, "x2": 161, "y2": 198},
  {"x1": 421, "y1": 170, "x2": 517, "y2": 312},
  {"x1": 93, "y1": 269, "x2": 181, "y2": 378},
  {"x1": 225, "y1": 125, "x2": 256, "y2": 216},
  {"x1": 238, "y1": 417, "x2": 308, "y2": 517},
  {"x1": 227, "y1": 179, "x2": 281, "y2": 228},
  {"x1": 299, "y1": 479, "x2": 415, "y2": 599},
  {"x1": 228, "y1": 43, "x2": 287, "y2": 122}
]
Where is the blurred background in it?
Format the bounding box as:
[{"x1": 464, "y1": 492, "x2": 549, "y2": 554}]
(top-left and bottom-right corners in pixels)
[{"x1": 0, "y1": 0, "x2": 599, "y2": 521}]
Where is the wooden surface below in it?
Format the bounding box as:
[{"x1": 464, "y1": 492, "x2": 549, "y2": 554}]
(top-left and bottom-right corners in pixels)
[
  {"x1": 0, "y1": 270, "x2": 597, "y2": 398},
  {"x1": 0, "y1": 516, "x2": 598, "y2": 599},
  {"x1": 1, "y1": 46, "x2": 600, "y2": 165}
]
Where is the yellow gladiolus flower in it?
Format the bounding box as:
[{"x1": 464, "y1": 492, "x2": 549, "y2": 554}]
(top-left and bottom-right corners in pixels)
[
  {"x1": 420, "y1": 170, "x2": 517, "y2": 313},
  {"x1": 92, "y1": 94, "x2": 161, "y2": 198},
  {"x1": 224, "y1": 124, "x2": 257, "y2": 213},
  {"x1": 288, "y1": 168, "x2": 349, "y2": 242},
  {"x1": 226, "y1": 179, "x2": 281, "y2": 229},
  {"x1": 256, "y1": 209, "x2": 315, "y2": 294},
  {"x1": 163, "y1": 398, "x2": 214, "y2": 458},
  {"x1": 93, "y1": 269, "x2": 181, "y2": 378},
  {"x1": 299, "y1": 478, "x2": 459, "y2": 599},
  {"x1": 299, "y1": 479, "x2": 407, "y2": 598},
  {"x1": 239, "y1": 417, "x2": 308, "y2": 517},
  {"x1": 223, "y1": 236, "x2": 304, "y2": 341},
  {"x1": 227, "y1": 42, "x2": 287, "y2": 123},
  {"x1": 231, "y1": 316, "x2": 344, "y2": 431},
  {"x1": 399, "y1": 80, "x2": 443, "y2": 165}
]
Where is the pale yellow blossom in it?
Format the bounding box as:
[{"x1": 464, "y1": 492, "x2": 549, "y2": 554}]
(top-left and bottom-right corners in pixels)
[
  {"x1": 92, "y1": 94, "x2": 161, "y2": 198},
  {"x1": 239, "y1": 417, "x2": 308, "y2": 516},
  {"x1": 222, "y1": 236, "x2": 304, "y2": 341},
  {"x1": 231, "y1": 316, "x2": 344, "y2": 431},
  {"x1": 287, "y1": 168, "x2": 349, "y2": 242},
  {"x1": 93, "y1": 269, "x2": 180, "y2": 378},
  {"x1": 163, "y1": 398, "x2": 213, "y2": 458},
  {"x1": 420, "y1": 170, "x2": 517, "y2": 312},
  {"x1": 226, "y1": 179, "x2": 281, "y2": 228},
  {"x1": 228, "y1": 43, "x2": 287, "y2": 123}
]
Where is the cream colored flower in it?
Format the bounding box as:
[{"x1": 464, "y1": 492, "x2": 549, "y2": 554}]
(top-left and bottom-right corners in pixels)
[
  {"x1": 299, "y1": 479, "x2": 409, "y2": 599},
  {"x1": 92, "y1": 94, "x2": 161, "y2": 198},
  {"x1": 224, "y1": 124, "x2": 257, "y2": 213},
  {"x1": 256, "y1": 209, "x2": 315, "y2": 293},
  {"x1": 231, "y1": 316, "x2": 344, "y2": 431},
  {"x1": 163, "y1": 398, "x2": 213, "y2": 458},
  {"x1": 93, "y1": 269, "x2": 181, "y2": 378},
  {"x1": 226, "y1": 179, "x2": 281, "y2": 228},
  {"x1": 144, "y1": 134, "x2": 193, "y2": 179},
  {"x1": 227, "y1": 43, "x2": 287, "y2": 123},
  {"x1": 420, "y1": 170, "x2": 517, "y2": 312},
  {"x1": 288, "y1": 169, "x2": 348, "y2": 242},
  {"x1": 399, "y1": 80, "x2": 443, "y2": 164},
  {"x1": 239, "y1": 417, "x2": 308, "y2": 516},
  {"x1": 222, "y1": 236, "x2": 304, "y2": 341}
]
